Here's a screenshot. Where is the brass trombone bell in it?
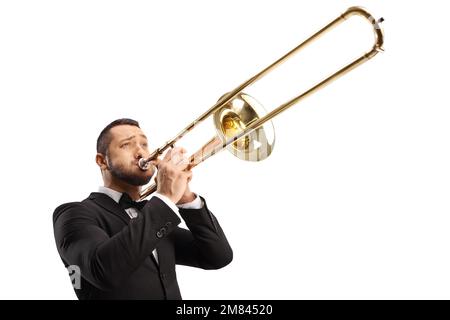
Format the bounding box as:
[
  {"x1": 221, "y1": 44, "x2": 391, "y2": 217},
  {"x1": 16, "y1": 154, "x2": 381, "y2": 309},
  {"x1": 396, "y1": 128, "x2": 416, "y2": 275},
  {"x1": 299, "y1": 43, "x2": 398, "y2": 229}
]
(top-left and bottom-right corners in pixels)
[{"x1": 213, "y1": 93, "x2": 275, "y2": 162}]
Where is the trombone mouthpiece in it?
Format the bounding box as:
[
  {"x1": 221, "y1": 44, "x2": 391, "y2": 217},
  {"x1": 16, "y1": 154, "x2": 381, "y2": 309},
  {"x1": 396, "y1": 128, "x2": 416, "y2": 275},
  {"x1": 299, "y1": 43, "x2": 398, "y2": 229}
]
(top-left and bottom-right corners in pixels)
[{"x1": 138, "y1": 158, "x2": 150, "y2": 171}]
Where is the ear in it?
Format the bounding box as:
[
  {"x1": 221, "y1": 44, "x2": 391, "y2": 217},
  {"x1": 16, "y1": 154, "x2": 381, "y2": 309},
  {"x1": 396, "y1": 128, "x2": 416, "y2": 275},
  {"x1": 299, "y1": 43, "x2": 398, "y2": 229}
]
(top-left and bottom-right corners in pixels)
[{"x1": 96, "y1": 153, "x2": 109, "y2": 170}]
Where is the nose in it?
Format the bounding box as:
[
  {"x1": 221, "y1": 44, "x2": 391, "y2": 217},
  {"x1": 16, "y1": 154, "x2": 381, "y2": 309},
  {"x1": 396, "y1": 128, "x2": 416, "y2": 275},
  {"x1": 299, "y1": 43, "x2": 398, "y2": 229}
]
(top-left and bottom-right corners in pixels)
[{"x1": 135, "y1": 145, "x2": 146, "y2": 159}]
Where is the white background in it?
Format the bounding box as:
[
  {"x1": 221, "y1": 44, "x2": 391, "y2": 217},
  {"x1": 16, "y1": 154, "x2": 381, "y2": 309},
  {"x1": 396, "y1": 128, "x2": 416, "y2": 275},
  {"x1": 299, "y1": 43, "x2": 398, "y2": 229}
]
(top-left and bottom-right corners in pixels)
[{"x1": 0, "y1": 0, "x2": 449, "y2": 299}]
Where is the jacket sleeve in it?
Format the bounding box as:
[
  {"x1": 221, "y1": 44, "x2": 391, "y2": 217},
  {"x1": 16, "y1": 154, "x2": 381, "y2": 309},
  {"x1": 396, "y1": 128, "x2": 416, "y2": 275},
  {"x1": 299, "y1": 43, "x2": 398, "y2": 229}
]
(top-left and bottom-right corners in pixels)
[
  {"x1": 53, "y1": 197, "x2": 181, "y2": 290},
  {"x1": 172, "y1": 197, "x2": 233, "y2": 269}
]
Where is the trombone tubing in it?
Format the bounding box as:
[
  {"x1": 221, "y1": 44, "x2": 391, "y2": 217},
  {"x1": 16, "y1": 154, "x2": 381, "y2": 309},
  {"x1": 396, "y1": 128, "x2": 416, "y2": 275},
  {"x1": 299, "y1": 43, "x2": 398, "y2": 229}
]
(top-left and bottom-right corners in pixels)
[
  {"x1": 139, "y1": 7, "x2": 384, "y2": 199},
  {"x1": 194, "y1": 6, "x2": 385, "y2": 164},
  {"x1": 213, "y1": 7, "x2": 384, "y2": 153},
  {"x1": 140, "y1": 6, "x2": 384, "y2": 167}
]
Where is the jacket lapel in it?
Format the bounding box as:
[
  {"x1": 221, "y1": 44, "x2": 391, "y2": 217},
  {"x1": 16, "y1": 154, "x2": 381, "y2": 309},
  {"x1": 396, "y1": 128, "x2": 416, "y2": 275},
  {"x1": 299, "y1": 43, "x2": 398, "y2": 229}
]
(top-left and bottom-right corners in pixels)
[
  {"x1": 89, "y1": 193, "x2": 162, "y2": 269},
  {"x1": 88, "y1": 192, "x2": 130, "y2": 224}
]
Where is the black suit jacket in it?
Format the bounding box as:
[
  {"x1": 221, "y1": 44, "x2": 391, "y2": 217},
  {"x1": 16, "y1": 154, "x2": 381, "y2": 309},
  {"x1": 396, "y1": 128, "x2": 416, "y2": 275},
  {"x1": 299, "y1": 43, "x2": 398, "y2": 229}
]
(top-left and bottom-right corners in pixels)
[{"x1": 53, "y1": 192, "x2": 233, "y2": 300}]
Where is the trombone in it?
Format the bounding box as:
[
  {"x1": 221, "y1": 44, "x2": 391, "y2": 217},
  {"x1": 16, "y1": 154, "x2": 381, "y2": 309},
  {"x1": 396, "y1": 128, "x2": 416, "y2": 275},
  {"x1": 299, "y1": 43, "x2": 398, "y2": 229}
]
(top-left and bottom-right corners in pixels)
[{"x1": 139, "y1": 6, "x2": 384, "y2": 200}]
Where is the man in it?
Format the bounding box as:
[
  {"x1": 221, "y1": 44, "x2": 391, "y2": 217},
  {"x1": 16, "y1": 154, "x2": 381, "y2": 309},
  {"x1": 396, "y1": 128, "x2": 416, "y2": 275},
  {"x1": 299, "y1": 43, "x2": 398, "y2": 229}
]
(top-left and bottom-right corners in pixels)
[{"x1": 53, "y1": 118, "x2": 233, "y2": 300}]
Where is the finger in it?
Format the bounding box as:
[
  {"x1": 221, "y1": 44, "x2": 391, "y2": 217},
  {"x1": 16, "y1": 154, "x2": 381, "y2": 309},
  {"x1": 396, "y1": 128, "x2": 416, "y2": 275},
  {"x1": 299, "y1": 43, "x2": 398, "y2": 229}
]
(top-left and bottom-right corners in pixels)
[
  {"x1": 162, "y1": 148, "x2": 173, "y2": 162},
  {"x1": 170, "y1": 150, "x2": 182, "y2": 164},
  {"x1": 171, "y1": 148, "x2": 189, "y2": 168},
  {"x1": 150, "y1": 158, "x2": 161, "y2": 167},
  {"x1": 162, "y1": 146, "x2": 184, "y2": 165},
  {"x1": 170, "y1": 147, "x2": 186, "y2": 160},
  {"x1": 185, "y1": 171, "x2": 193, "y2": 182},
  {"x1": 176, "y1": 158, "x2": 189, "y2": 171},
  {"x1": 172, "y1": 146, "x2": 187, "y2": 154}
]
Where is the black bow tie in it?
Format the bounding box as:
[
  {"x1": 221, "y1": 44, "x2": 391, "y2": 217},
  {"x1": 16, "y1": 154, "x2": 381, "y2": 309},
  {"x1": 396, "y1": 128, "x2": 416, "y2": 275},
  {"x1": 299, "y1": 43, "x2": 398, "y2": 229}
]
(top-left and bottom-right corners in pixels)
[{"x1": 119, "y1": 193, "x2": 145, "y2": 210}]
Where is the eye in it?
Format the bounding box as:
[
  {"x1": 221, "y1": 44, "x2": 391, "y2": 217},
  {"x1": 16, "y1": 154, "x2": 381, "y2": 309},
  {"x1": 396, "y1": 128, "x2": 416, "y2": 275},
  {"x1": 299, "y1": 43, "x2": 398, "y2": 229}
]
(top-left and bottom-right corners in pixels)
[{"x1": 120, "y1": 142, "x2": 130, "y2": 148}]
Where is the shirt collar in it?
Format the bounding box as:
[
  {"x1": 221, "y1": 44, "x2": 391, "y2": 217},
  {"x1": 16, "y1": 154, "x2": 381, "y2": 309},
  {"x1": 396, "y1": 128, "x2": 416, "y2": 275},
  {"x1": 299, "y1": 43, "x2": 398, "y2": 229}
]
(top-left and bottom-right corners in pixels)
[{"x1": 98, "y1": 186, "x2": 123, "y2": 204}]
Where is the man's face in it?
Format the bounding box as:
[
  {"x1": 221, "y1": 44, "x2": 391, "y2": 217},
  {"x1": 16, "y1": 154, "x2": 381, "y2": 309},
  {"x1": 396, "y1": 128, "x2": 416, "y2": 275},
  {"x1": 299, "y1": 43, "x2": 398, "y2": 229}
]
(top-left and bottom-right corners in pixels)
[{"x1": 105, "y1": 125, "x2": 154, "y2": 186}]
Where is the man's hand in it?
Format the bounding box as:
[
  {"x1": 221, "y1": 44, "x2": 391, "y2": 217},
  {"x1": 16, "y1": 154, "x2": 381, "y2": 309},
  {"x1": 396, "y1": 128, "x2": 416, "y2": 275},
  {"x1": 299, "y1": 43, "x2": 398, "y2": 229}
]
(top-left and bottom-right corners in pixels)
[
  {"x1": 155, "y1": 147, "x2": 192, "y2": 204},
  {"x1": 176, "y1": 182, "x2": 196, "y2": 205}
]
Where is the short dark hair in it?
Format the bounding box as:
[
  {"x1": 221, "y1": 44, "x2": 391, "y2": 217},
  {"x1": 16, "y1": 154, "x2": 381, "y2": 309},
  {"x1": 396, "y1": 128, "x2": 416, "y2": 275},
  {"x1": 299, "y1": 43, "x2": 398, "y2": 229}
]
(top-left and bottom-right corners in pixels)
[{"x1": 97, "y1": 118, "x2": 140, "y2": 155}]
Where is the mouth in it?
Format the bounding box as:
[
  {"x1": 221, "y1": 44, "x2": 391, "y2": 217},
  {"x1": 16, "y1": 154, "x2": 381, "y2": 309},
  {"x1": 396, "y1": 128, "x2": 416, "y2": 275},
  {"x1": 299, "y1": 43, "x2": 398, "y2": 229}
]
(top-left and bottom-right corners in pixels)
[
  {"x1": 132, "y1": 160, "x2": 145, "y2": 170},
  {"x1": 135, "y1": 160, "x2": 155, "y2": 173}
]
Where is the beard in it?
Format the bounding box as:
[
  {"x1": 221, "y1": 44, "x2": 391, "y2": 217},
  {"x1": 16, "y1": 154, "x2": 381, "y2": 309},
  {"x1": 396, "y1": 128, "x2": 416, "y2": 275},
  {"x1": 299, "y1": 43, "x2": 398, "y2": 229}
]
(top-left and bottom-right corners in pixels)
[{"x1": 107, "y1": 157, "x2": 153, "y2": 186}]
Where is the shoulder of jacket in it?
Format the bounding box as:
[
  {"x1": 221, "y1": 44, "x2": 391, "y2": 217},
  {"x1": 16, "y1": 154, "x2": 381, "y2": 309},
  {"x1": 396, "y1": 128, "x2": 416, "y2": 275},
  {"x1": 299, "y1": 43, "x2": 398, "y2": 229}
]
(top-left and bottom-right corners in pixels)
[{"x1": 53, "y1": 199, "x2": 92, "y2": 224}]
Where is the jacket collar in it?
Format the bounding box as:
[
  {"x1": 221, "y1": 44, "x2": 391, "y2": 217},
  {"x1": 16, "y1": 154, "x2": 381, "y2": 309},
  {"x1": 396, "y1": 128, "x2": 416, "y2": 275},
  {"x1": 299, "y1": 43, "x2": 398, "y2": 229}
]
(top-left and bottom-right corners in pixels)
[{"x1": 97, "y1": 186, "x2": 123, "y2": 203}]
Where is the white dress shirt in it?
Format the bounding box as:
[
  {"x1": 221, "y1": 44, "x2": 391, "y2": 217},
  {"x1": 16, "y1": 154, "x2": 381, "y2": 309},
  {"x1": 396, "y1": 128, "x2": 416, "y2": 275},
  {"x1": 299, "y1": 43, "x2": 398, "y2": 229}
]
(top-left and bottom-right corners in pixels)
[{"x1": 97, "y1": 186, "x2": 204, "y2": 264}]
